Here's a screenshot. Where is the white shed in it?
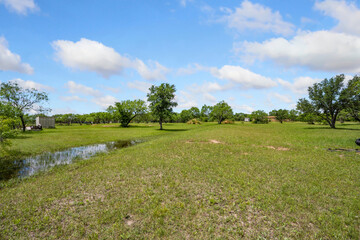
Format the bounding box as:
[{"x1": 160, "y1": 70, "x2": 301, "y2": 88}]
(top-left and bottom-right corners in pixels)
[{"x1": 36, "y1": 117, "x2": 55, "y2": 128}]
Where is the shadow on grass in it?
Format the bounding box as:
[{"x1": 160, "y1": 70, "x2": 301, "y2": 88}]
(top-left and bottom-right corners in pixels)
[
  {"x1": 304, "y1": 127, "x2": 360, "y2": 131},
  {"x1": 157, "y1": 129, "x2": 189, "y2": 132}
]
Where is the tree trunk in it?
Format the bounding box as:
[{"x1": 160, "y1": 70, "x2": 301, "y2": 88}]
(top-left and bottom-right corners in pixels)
[
  {"x1": 20, "y1": 115, "x2": 26, "y2": 132},
  {"x1": 159, "y1": 118, "x2": 163, "y2": 130}
]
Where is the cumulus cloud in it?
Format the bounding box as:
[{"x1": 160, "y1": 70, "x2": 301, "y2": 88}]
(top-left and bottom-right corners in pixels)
[
  {"x1": 278, "y1": 77, "x2": 322, "y2": 94},
  {"x1": 60, "y1": 96, "x2": 87, "y2": 102},
  {"x1": 220, "y1": 0, "x2": 294, "y2": 36},
  {"x1": 10, "y1": 78, "x2": 53, "y2": 91},
  {"x1": 269, "y1": 92, "x2": 293, "y2": 103},
  {"x1": 52, "y1": 38, "x2": 168, "y2": 80},
  {"x1": 175, "y1": 90, "x2": 198, "y2": 109},
  {"x1": 315, "y1": 0, "x2": 360, "y2": 35},
  {"x1": 210, "y1": 65, "x2": 277, "y2": 89},
  {"x1": 63, "y1": 81, "x2": 117, "y2": 109},
  {"x1": 0, "y1": 37, "x2": 33, "y2": 74},
  {"x1": 65, "y1": 81, "x2": 102, "y2": 97},
  {"x1": 230, "y1": 104, "x2": 254, "y2": 113},
  {"x1": 93, "y1": 95, "x2": 117, "y2": 108},
  {"x1": 0, "y1": 0, "x2": 38, "y2": 15},
  {"x1": 127, "y1": 80, "x2": 152, "y2": 93},
  {"x1": 240, "y1": 30, "x2": 360, "y2": 73}
]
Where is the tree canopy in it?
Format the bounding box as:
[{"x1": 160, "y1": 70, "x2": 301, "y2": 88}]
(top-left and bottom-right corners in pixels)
[
  {"x1": 114, "y1": 99, "x2": 147, "y2": 127},
  {"x1": 147, "y1": 83, "x2": 177, "y2": 130},
  {"x1": 0, "y1": 82, "x2": 49, "y2": 131},
  {"x1": 297, "y1": 74, "x2": 357, "y2": 128},
  {"x1": 211, "y1": 101, "x2": 233, "y2": 124}
]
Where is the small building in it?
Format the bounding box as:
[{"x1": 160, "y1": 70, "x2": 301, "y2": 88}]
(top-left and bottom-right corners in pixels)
[
  {"x1": 244, "y1": 117, "x2": 250, "y2": 122},
  {"x1": 36, "y1": 116, "x2": 55, "y2": 128}
]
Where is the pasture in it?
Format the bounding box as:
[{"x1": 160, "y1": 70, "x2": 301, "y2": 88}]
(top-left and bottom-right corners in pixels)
[{"x1": 0, "y1": 122, "x2": 359, "y2": 239}]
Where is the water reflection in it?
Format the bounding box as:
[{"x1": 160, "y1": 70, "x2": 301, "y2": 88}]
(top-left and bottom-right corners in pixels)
[{"x1": 0, "y1": 140, "x2": 141, "y2": 181}]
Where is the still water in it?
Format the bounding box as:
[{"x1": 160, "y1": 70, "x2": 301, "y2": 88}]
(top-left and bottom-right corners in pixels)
[{"x1": 0, "y1": 140, "x2": 141, "y2": 181}]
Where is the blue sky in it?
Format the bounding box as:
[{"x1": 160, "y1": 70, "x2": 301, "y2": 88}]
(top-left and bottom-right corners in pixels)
[{"x1": 1, "y1": 0, "x2": 360, "y2": 114}]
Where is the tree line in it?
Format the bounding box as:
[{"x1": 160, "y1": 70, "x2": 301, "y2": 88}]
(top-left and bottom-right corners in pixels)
[{"x1": 0, "y1": 74, "x2": 359, "y2": 145}]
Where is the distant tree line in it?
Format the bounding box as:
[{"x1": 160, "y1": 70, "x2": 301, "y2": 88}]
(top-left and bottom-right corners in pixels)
[{"x1": 1, "y1": 74, "x2": 359, "y2": 141}]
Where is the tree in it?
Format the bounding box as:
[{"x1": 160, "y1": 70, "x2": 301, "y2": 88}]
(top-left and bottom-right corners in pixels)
[
  {"x1": 211, "y1": 101, "x2": 233, "y2": 124},
  {"x1": 200, "y1": 105, "x2": 213, "y2": 122},
  {"x1": 0, "y1": 117, "x2": 18, "y2": 146},
  {"x1": 288, "y1": 109, "x2": 299, "y2": 122},
  {"x1": 346, "y1": 76, "x2": 360, "y2": 122},
  {"x1": 296, "y1": 98, "x2": 317, "y2": 124},
  {"x1": 251, "y1": 110, "x2": 268, "y2": 124},
  {"x1": 270, "y1": 109, "x2": 289, "y2": 123},
  {"x1": 234, "y1": 113, "x2": 247, "y2": 121},
  {"x1": 189, "y1": 107, "x2": 200, "y2": 119},
  {"x1": 0, "y1": 82, "x2": 49, "y2": 132},
  {"x1": 298, "y1": 74, "x2": 351, "y2": 128},
  {"x1": 180, "y1": 109, "x2": 192, "y2": 123},
  {"x1": 114, "y1": 99, "x2": 147, "y2": 127},
  {"x1": 147, "y1": 83, "x2": 177, "y2": 130}
]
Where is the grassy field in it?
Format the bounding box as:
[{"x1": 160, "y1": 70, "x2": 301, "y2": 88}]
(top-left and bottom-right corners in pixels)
[{"x1": 0, "y1": 122, "x2": 359, "y2": 239}]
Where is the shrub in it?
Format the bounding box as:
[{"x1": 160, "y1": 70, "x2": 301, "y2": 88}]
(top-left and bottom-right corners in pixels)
[
  {"x1": 187, "y1": 119, "x2": 201, "y2": 125},
  {"x1": 222, "y1": 119, "x2": 234, "y2": 124}
]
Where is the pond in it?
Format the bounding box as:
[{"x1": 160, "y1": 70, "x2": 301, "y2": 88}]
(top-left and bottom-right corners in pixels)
[{"x1": 0, "y1": 140, "x2": 142, "y2": 181}]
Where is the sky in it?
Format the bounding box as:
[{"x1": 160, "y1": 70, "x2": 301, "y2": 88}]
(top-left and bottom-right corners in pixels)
[{"x1": 1, "y1": 0, "x2": 360, "y2": 115}]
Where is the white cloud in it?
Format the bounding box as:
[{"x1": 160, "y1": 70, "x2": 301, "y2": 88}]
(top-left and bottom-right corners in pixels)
[
  {"x1": 240, "y1": 30, "x2": 360, "y2": 73},
  {"x1": 10, "y1": 78, "x2": 53, "y2": 91},
  {"x1": 177, "y1": 63, "x2": 206, "y2": 75},
  {"x1": 315, "y1": 0, "x2": 360, "y2": 35},
  {"x1": 93, "y1": 95, "x2": 117, "y2": 108},
  {"x1": 132, "y1": 59, "x2": 169, "y2": 81},
  {"x1": 230, "y1": 104, "x2": 254, "y2": 113},
  {"x1": 0, "y1": 0, "x2": 37, "y2": 15},
  {"x1": 220, "y1": 0, "x2": 294, "y2": 36},
  {"x1": 0, "y1": 37, "x2": 33, "y2": 74},
  {"x1": 60, "y1": 96, "x2": 87, "y2": 102},
  {"x1": 65, "y1": 81, "x2": 102, "y2": 97},
  {"x1": 180, "y1": 0, "x2": 193, "y2": 7},
  {"x1": 175, "y1": 90, "x2": 198, "y2": 109},
  {"x1": 278, "y1": 77, "x2": 322, "y2": 94},
  {"x1": 51, "y1": 107, "x2": 77, "y2": 115},
  {"x1": 270, "y1": 92, "x2": 293, "y2": 103},
  {"x1": 127, "y1": 80, "x2": 152, "y2": 93},
  {"x1": 52, "y1": 38, "x2": 168, "y2": 80},
  {"x1": 210, "y1": 65, "x2": 277, "y2": 89}
]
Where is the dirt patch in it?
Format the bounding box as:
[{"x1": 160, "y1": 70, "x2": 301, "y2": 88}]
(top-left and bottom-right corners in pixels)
[
  {"x1": 125, "y1": 214, "x2": 135, "y2": 227},
  {"x1": 102, "y1": 125, "x2": 116, "y2": 128},
  {"x1": 209, "y1": 139, "x2": 222, "y2": 144},
  {"x1": 266, "y1": 146, "x2": 290, "y2": 151}
]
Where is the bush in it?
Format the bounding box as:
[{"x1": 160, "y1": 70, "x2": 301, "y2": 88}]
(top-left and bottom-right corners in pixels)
[
  {"x1": 222, "y1": 119, "x2": 234, "y2": 124},
  {"x1": 187, "y1": 119, "x2": 201, "y2": 125},
  {"x1": 251, "y1": 110, "x2": 269, "y2": 124}
]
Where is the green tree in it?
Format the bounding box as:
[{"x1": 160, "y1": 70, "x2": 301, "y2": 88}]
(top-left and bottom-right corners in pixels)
[
  {"x1": 288, "y1": 109, "x2": 299, "y2": 122},
  {"x1": 251, "y1": 110, "x2": 268, "y2": 124},
  {"x1": 0, "y1": 82, "x2": 49, "y2": 132},
  {"x1": 346, "y1": 76, "x2": 360, "y2": 122},
  {"x1": 298, "y1": 74, "x2": 351, "y2": 128},
  {"x1": 0, "y1": 117, "x2": 18, "y2": 146},
  {"x1": 270, "y1": 109, "x2": 289, "y2": 123},
  {"x1": 211, "y1": 101, "x2": 233, "y2": 124},
  {"x1": 234, "y1": 113, "x2": 246, "y2": 121},
  {"x1": 296, "y1": 98, "x2": 317, "y2": 124},
  {"x1": 114, "y1": 99, "x2": 147, "y2": 127},
  {"x1": 147, "y1": 83, "x2": 177, "y2": 130},
  {"x1": 200, "y1": 105, "x2": 213, "y2": 122},
  {"x1": 179, "y1": 109, "x2": 192, "y2": 123}
]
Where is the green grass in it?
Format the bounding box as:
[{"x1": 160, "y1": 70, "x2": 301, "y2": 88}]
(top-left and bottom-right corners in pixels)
[{"x1": 1, "y1": 122, "x2": 360, "y2": 239}]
